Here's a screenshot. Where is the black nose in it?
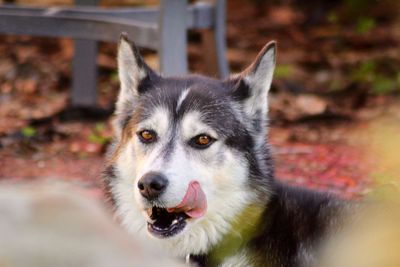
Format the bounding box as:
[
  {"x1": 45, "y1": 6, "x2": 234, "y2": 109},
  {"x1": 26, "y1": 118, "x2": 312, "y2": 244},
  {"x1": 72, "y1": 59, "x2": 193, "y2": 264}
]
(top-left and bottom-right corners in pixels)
[{"x1": 137, "y1": 172, "x2": 168, "y2": 200}]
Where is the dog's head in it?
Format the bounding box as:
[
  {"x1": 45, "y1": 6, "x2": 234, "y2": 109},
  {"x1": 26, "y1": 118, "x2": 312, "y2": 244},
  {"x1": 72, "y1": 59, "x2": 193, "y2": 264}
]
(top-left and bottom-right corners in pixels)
[{"x1": 105, "y1": 33, "x2": 276, "y2": 257}]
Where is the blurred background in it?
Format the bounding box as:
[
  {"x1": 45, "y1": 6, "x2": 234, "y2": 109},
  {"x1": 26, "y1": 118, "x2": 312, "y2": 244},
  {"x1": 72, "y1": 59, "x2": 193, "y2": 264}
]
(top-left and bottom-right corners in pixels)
[{"x1": 0, "y1": 0, "x2": 399, "y2": 199}]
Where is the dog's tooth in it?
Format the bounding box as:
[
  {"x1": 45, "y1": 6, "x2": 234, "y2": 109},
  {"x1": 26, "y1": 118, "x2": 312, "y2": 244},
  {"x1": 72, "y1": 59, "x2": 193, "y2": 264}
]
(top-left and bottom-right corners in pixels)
[
  {"x1": 146, "y1": 208, "x2": 152, "y2": 216},
  {"x1": 172, "y1": 219, "x2": 178, "y2": 225}
]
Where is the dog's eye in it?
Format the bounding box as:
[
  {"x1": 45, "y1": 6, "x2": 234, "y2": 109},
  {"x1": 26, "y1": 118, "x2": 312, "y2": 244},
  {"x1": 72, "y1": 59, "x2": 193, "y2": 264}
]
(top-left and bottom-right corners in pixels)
[
  {"x1": 137, "y1": 130, "x2": 157, "y2": 143},
  {"x1": 197, "y1": 135, "x2": 210, "y2": 145},
  {"x1": 189, "y1": 134, "x2": 215, "y2": 149}
]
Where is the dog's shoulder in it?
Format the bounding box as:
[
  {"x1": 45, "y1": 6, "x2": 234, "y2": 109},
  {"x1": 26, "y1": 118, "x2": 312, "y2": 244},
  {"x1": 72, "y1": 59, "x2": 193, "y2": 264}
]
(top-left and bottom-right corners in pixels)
[
  {"x1": 272, "y1": 182, "x2": 344, "y2": 221},
  {"x1": 248, "y1": 182, "x2": 346, "y2": 267}
]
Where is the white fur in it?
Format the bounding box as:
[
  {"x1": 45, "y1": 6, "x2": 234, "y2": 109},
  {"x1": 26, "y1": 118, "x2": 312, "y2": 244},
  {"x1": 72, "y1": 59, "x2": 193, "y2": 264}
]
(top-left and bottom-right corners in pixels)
[
  {"x1": 243, "y1": 47, "x2": 275, "y2": 117},
  {"x1": 112, "y1": 39, "x2": 276, "y2": 263},
  {"x1": 220, "y1": 249, "x2": 251, "y2": 267},
  {"x1": 176, "y1": 89, "x2": 190, "y2": 113},
  {"x1": 242, "y1": 46, "x2": 275, "y2": 154},
  {"x1": 297, "y1": 243, "x2": 315, "y2": 267},
  {"x1": 180, "y1": 111, "x2": 219, "y2": 141},
  {"x1": 112, "y1": 108, "x2": 257, "y2": 257},
  {"x1": 116, "y1": 38, "x2": 146, "y2": 114}
]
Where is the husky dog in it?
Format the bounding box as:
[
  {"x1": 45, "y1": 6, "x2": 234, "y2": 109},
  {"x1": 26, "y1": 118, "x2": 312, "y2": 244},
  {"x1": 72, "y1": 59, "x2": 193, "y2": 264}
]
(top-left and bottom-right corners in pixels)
[{"x1": 103, "y1": 33, "x2": 346, "y2": 267}]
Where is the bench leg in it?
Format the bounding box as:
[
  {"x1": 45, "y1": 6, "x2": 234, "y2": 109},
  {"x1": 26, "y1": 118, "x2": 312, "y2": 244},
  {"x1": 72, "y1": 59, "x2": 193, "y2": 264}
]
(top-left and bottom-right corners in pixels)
[
  {"x1": 158, "y1": 0, "x2": 188, "y2": 76},
  {"x1": 71, "y1": 0, "x2": 98, "y2": 107},
  {"x1": 201, "y1": 0, "x2": 229, "y2": 78},
  {"x1": 71, "y1": 39, "x2": 98, "y2": 106}
]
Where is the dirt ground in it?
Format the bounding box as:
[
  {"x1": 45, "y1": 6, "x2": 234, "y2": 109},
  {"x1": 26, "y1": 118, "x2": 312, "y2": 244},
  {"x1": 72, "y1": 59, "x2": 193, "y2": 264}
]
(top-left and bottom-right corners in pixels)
[{"x1": 1, "y1": 0, "x2": 399, "y2": 198}]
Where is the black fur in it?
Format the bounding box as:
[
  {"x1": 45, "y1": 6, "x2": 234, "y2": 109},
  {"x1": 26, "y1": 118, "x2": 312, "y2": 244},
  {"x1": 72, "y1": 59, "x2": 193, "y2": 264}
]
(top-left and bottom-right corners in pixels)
[
  {"x1": 113, "y1": 74, "x2": 276, "y2": 193},
  {"x1": 249, "y1": 182, "x2": 343, "y2": 267},
  {"x1": 189, "y1": 183, "x2": 344, "y2": 267},
  {"x1": 102, "y1": 165, "x2": 118, "y2": 206},
  {"x1": 103, "y1": 72, "x2": 345, "y2": 266},
  {"x1": 104, "y1": 37, "x2": 348, "y2": 267},
  {"x1": 230, "y1": 78, "x2": 251, "y2": 101}
]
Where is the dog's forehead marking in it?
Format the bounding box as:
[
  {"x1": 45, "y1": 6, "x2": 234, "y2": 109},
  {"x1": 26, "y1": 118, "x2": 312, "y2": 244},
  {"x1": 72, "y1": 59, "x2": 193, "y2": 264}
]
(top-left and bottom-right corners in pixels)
[{"x1": 175, "y1": 88, "x2": 190, "y2": 114}]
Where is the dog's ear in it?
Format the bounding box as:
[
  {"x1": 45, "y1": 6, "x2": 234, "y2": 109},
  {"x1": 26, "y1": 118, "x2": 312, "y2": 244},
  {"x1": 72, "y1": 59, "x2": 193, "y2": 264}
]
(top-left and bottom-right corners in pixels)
[
  {"x1": 228, "y1": 41, "x2": 276, "y2": 124},
  {"x1": 113, "y1": 33, "x2": 158, "y2": 138},
  {"x1": 116, "y1": 33, "x2": 157, "y2": 111}
]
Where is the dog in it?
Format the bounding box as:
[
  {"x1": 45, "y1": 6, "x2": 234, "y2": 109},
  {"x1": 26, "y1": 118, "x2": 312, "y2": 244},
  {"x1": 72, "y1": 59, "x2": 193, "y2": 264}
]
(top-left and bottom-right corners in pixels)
[{"x1": 103, "y1": 33, "x2": 348, "y2": 267}]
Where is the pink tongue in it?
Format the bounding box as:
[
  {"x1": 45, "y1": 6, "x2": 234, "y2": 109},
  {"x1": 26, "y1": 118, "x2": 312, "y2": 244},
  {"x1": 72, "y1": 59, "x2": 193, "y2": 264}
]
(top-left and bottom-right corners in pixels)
[{"x1": 166, "y1": 181, "x2": 207, "y2": 218}]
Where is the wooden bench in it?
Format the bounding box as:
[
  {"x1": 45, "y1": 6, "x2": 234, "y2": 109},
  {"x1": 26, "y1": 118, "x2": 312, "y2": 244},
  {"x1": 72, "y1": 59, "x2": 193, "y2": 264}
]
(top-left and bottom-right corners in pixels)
[{"x1": 0, "y1": 0, "x2": 229, "y2": 107}]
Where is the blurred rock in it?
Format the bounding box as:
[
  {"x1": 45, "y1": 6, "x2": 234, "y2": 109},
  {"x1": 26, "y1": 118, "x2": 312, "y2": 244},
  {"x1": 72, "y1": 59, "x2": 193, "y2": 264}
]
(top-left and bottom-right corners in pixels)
[
  {"x1": 270, "y1": 93, "x2": 329, "y2": 122},
  {"x1": 0, "y1": 182, "x2": 185, "y2": 267},
  {"x1": 317, "y1": 196, "x2": 400, "y2": 267},
  {"x1": 295, "y1": 94, "x2": 327, "y2": 116}
]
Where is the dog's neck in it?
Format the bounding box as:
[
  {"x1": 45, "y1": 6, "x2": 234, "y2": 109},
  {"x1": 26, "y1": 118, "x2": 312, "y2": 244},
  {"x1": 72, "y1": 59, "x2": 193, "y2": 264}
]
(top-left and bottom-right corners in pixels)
[
  {"x1": 188, "y1": 254, "x2": 207, "y2": 267},
  {"x1": 191, "y1": 203, "x2": 264, "y2": 267}
]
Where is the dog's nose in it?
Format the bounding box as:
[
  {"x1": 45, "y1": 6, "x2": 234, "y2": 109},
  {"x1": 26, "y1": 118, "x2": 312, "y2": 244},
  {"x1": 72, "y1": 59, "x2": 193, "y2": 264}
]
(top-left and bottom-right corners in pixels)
[{"x1": 137, "y1": 172, "x2": 168, "y2": 200}]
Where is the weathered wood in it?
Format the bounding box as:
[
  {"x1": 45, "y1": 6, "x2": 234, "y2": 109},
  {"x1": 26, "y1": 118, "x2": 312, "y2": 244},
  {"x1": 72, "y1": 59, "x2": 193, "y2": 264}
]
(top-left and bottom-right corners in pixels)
[
  {"x1": 0, "y1": 13, "x2": 159, "y2": 48},
  {"x1": 201, "y1": 0, "x2": 229, "y2": 78},
  {"x1": 71, "y1": 0, "x2": 98, "y2": 107},
  {"x1": 158, "y1": 0, "x2": 188, "y2": 75},
  {"x1": 72, "y1": 39, "x2": 98, "y2": 106},
  {"x1": 0, "y1": 3, "x2": 215, "y2": 29},
  {"x1": 0, "y1": 0, "x2": 229, "y2": 104}
]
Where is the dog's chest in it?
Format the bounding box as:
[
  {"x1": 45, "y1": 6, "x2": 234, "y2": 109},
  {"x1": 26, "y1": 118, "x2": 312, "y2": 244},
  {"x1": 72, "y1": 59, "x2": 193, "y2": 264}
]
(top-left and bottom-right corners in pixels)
[
  {"x1": 217, "y1": 250, "x2": 251, "y2": 267},
  {"x1": 189, "y1": 249, "x2": 251, "y2": 267}
]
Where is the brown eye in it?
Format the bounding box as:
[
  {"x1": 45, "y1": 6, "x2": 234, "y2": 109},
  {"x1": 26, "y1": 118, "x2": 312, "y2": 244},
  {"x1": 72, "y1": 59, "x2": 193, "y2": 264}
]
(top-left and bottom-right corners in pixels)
[
  {"x1": 137, "y1": 130, "x2": 157, "y2": 143},
  {"x1": 189, "y1": 134, "x2": 215, "y2": 149},
  {"x1": 197, "y1": 135, "x2": 210, "y2": 146}
]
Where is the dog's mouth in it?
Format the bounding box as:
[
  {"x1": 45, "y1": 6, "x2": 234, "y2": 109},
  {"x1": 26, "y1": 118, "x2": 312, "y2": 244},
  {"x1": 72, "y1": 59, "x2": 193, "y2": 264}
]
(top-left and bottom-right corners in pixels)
[
  {"x1": 146, "y1": 181, "x2": 207, "y2": 238},
  {"x1": 147, "y1": 207, "x2": 189, "y2": 238}
]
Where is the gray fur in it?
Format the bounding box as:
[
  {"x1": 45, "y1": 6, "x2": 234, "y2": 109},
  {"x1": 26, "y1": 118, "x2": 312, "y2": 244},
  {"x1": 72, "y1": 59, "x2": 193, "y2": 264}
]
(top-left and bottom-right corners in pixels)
[{"x1": 103, "y1": 35, "x2": 349, "y2": 267}]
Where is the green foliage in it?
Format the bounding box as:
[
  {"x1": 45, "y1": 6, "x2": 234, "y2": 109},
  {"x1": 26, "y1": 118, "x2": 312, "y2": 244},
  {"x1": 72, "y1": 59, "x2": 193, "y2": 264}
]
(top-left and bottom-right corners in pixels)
[
  {"x1": 110, "y1": 71, "x2": 119, "y2": 83},
  {"x1": 329, "y1": 79, "x2": 344, "y2": 92},
  {"x1": 351, "y1": 61, "x2": 376, "y2": 83},
  {"x1": 355, "y1": 17, "x2": 376, "y2": 35},
  {"x1": 351, "y1": 60, "x2": 398, "y2": 94},
  {"x1": 94, "y1": 122, "x2": 105, "y2": 132},
  {"x1": 88, "y1": 123, "x2": 111, "y2": 145},
  {"x1": 372, "y1": 76, "x2": 396, "y2": 94},
  {"x1": 397, "y1": 73, "x2": 400, "y2": 88},
  {"x1": 275, "y1": 64, "x2": 293, "y2": 79},
  {"x1": 21, "y1": 126, "x2": 36, "y2": 138},
  {"x1": 327, "y1": 12, "x2": 338, "y2": 24},
  {"x1": 344, "y1": 0, "x2": 379, "y2": 18}
]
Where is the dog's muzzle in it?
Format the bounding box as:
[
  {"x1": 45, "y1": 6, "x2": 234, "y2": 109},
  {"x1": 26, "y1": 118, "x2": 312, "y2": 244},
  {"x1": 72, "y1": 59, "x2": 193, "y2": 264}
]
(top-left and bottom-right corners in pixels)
[
  {"x1": 137, "y1": 172, "x2": 168, "y2": 200},
  {"x1": 145, "y1": 181, "x2": 207, "y2": 238}
]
